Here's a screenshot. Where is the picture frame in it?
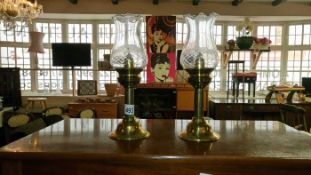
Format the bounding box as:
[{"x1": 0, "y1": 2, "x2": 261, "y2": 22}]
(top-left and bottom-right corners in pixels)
[{"x1": 77, "y1": 80, "x2": 97, "y2": 96}]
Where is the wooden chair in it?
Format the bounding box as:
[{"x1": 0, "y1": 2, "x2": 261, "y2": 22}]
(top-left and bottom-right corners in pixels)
[
  {"x1": 279, "y1": 104, "x2": 308, "y2": 132},
  {"x1": 77, "y1": 108, "x2": 96, "y2": 118},
  {"x1": 2, "y1": 112, "x2": 46, "y2": 143},
  {"x1": 42, "y1": 106, "x2": 68, "y2": 124},
  {"x1": 42, "y1": 106, "x2": 65, "y2": 117}
]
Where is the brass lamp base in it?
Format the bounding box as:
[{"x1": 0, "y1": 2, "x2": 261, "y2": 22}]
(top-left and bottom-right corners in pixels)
[
  {"x1": 109, "y1": 117, "x2": 150, "y2": 141},
  {"x1": 179, "y1": 117, "x2": 219, "y2": 142}
]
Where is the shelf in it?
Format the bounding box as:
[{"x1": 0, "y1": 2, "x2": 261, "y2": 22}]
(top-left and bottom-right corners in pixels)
[{"x1": 222, "y1": 48, "x2": 270, "y2": 70}]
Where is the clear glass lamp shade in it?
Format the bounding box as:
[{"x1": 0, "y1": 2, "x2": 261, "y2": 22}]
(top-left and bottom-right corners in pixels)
[
  {"x1": 110, "y1": 14, "x2": 147, "y2": 69},
  {"x1": 180, "y1": 12, "x2": 219, "y2": 69}
]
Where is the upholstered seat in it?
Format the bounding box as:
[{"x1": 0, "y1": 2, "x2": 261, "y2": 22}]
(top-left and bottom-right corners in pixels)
[
  {"x1": 232, "y1": 71, "x2": 257, "y2": 77},
  {"x1": 42, "y1": 106, "x2": 68, "y2": 124},
  {"x1": 2, "y1": 112, "x2": 46, "y2": 143},
  {"x1": 42, "y1": 106, "x2": 65, "y2": 117},
  {"x1": 78, "y1": 108, "x2": 96, "y2": 118},
  {"x1": 232, "y1": 72, "x2": 257, "y2": 97}
]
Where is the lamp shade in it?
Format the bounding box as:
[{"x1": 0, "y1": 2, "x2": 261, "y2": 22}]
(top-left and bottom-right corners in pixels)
[
  {"x1": 180, "y1": 13, "x2": 218, "y2": 69},
  {"x1": 110, "y1": 14, "x2": 147, "y2": 69},
  {"x1": 28, "y1": 31, "x2": 44, "y2": 53}
]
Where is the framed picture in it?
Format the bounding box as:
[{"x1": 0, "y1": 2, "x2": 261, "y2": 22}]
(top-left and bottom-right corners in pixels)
[{"x1": 77, "y1": 80, "x2": 97, "y2": 96}]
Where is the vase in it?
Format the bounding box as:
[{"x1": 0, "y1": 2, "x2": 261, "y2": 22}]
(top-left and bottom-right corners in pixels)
[{"x1": 236, "y1": 36, "x2": 254, "y2": 50}]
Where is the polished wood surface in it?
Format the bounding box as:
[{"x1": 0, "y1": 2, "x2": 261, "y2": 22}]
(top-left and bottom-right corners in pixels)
[
  {"x1": 209, "y1": 98, "x2": 311, "y2": 130},
  {"x1": 67, "y1": 102, "x2": 118, "y2": 118},
  {"x1": 1, "y1": 119, "x2": 311, "y2": 175}
]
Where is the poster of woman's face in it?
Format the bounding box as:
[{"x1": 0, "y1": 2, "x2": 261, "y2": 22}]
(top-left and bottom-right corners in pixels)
[{"x1": 146, "y1": 16, "x2": 176, "y2": 83}]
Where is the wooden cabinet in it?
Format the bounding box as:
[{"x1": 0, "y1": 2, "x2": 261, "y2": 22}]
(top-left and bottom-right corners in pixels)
[
  {"x1": 209, "y1": 99, "x2": 280, "y2": 120},
  {"x1": 176, "y1": 88, "x2": 208, "y2": 111},
  {"x1": 68, "y1": 103, "x2": 118, "y2": 118},
  {"x1": 135, "y1": 88, "x2": 176, "y2": 119},
  {"x1": 209, "y1": 102, "x2": 242, "y2": 120},
  {"x1": 135, "y1": 83, "x2": 209, "y2": 119}
]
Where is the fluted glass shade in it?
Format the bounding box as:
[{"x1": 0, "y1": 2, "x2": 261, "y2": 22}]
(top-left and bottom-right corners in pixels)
[
  {"x1": 180, "y1": 12, "x2": 218, "y2": 69},
  {"x1": 110, "y1": 14, "x2": 147, "y2": 69}
]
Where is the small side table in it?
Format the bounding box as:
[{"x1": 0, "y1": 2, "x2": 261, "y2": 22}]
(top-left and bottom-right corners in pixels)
[{"x1": 26, "y1": 97, "x2": 47, "y2": 112}]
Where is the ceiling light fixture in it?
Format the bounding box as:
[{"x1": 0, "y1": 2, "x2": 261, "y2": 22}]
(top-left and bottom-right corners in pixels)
[{"x1": 0, "y1": 0, "x2": 43, "y2": 30}]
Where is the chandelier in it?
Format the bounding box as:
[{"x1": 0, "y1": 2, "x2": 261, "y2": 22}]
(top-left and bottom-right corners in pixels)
[{"x1": 0, "y1": 0, "x2": 43, "y2": 30}]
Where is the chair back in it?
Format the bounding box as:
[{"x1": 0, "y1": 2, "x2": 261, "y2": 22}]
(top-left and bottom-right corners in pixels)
[
  {"x1": 3, "y1": 112, "x2": 32, "y2": 129},
  {"x1": 2, "y1": 112, "x2": 33, "y2": 143},
  {"x1": 78, "y1": 108, "x2": 96, "y2": 118},
  {"x1": 43, "y1": 106, "x2": 64, "y2": 117},
  {"x1": 279, "y1": 104, "x2": 308, "y2": 132}
]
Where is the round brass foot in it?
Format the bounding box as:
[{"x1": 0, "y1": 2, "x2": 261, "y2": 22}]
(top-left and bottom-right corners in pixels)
[
  {"x1": 109, "y1": 117, "x2": 150, "y2": 141},
  {"x1": 179, "y1": 117, "x2": 220, "y2": 142}
]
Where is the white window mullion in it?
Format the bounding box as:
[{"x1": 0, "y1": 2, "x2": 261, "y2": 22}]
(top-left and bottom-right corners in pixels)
[
  {"x1": 62, "y1": 21, "x2": 70, "y2": 93},
  {"x1": 280, "y1": 23, "x2": 288, "y2": 84},
  {"x1": 92, "y1": 22, "x2": 99, "y2": 92}
]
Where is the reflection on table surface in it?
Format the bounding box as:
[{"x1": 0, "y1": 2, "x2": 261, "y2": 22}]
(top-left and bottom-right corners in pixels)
[{"x1": 1, "y1": 118, "x2": 311, "y2": 159}]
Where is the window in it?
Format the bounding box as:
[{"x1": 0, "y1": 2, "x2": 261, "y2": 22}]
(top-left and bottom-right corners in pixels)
[
  {"x1": 0, "y1": 22, "x2": 31, "y2": 90},
  {"x1": 287, "y1": 24, "x2": 311, "y2": 85},
  {"x1": 1, "y1": 18, "x2": 311, "y2": 95},
  {"x1": 227, "y1": 25, "x2": 239, "y2": 41},
  {"x1": 37, "y1": 49, "x2": 63, "y2": 91},
  {"x1": 256, "y1": 25, "x2": 283, "y2": 90},
  {"x1": 98, "y1": 23, "x2": 115, "y2": 44},
  {"x1": 176, "y1": 22, "x2": 187, "y2": 44},
  {"x1": 257, "y1": 25, "x2": 282, "y2": 46},
  {"x1": 256, "y1": 51, "x2": 281, "y2": 89},
  {"x1": 36, "y1": 22, "x2": 62, "y2": 43},
  {"x1": 36, "y1": 22, "x2": 63, "y2": 91},
  {"x1": 68, "y1": 23, "x2": 94, "y2": 90}
]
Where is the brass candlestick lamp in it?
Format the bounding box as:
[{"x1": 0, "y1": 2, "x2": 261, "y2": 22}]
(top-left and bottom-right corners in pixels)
[
  {"x1": 109, "y1": 14, "x2": 150, "y2": 141},
  {"x1": 179, "y1": 13, "x2": 220, "y2": 142}
]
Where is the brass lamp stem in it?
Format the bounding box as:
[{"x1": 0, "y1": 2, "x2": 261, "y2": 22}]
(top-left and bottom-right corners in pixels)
[
  {"x1": 109, "y1": 67, "x2": 150, "y2": 141},
  {"x1": 194, "y1": 87, "x2": 204, "y2": 118},
  {"x1": 179, "y1": 68, "x2": 220, "y2": 142},
  {"x1": 124, "y1": 80, "x2": 134, "y2": 118}
]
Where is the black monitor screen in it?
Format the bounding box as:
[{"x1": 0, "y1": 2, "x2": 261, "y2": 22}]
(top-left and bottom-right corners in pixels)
[
  {"x1": 52, "y1": 43, "x2": 91, "y2": 66},
  {"x1": 302, "y1": 77, "x2": 311, "y2": 96}
]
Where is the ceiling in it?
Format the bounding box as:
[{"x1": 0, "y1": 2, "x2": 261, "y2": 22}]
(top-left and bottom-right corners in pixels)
[
  {"x1": 67, "y1": 0, "x2": 311, "y2": 6},
  {"x1": 38, "y1": 0, "x2": 311, "y2": 18}
]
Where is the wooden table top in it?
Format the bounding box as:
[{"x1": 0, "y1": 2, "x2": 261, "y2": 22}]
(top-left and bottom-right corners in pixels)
[{"x1": 1, "y1": 119, "x2": 311, "y2": 175}]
